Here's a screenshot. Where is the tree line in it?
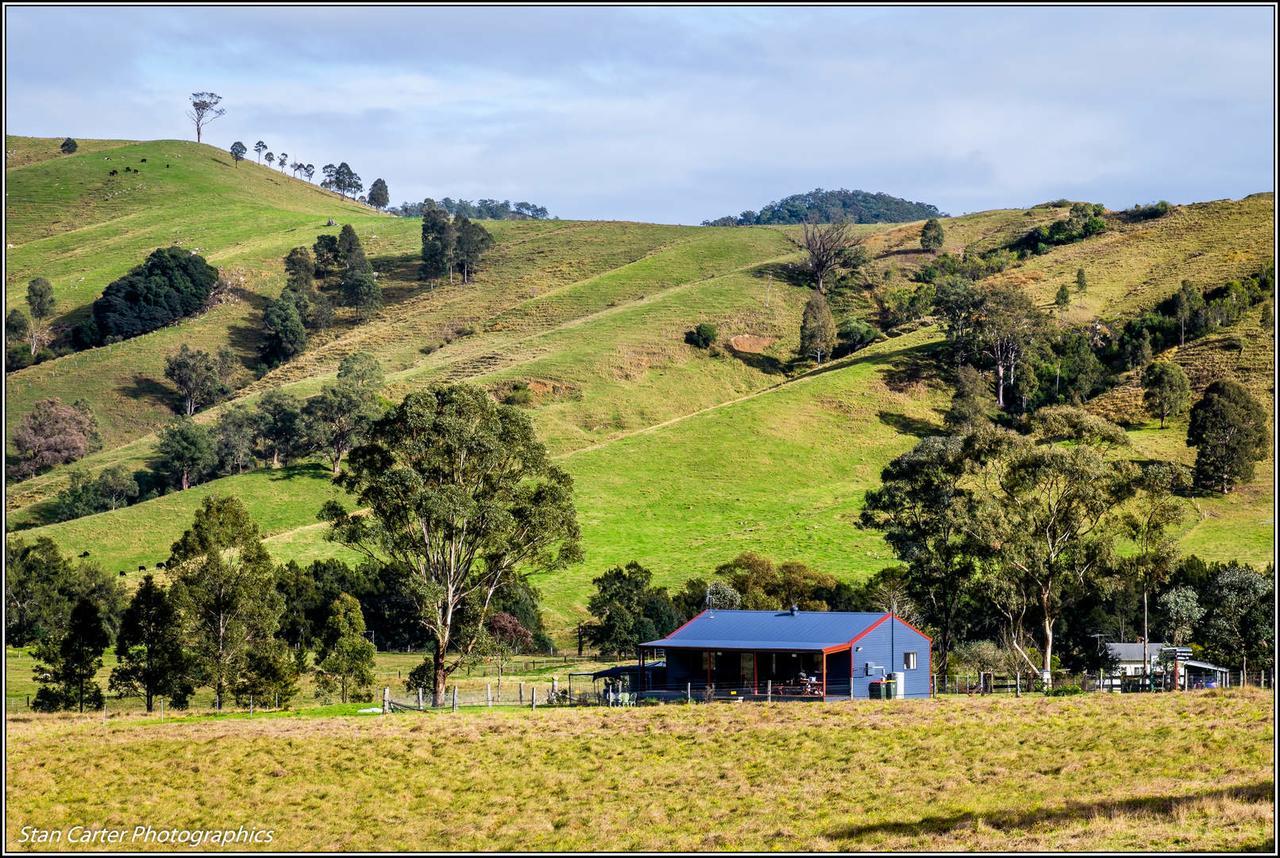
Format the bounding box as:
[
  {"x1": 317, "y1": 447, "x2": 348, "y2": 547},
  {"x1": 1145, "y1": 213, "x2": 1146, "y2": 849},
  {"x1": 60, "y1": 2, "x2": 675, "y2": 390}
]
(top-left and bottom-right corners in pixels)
[
  {"x1": 421, "y1": 205, "x2": 494, "y2": 283},
  {"x1": 393, "y1": 198, "x2": 550, "y2": 220}
]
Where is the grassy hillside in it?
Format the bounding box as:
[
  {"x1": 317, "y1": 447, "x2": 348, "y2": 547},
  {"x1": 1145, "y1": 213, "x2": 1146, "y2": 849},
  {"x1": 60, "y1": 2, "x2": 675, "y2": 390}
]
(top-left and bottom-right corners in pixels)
[
  {"x1": 5, "y1": 690, "x2": 1273, "y2": 851},
  {"x1": 6, "y1": 137, "x2": 1273, "y2": 637}
]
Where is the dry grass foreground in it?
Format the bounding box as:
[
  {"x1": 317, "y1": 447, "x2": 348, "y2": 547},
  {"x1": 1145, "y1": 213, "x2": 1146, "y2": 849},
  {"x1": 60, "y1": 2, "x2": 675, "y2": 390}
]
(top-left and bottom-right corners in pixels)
[{"x1": 5, "y1": 689, "x2": 1273, "y2": 851}]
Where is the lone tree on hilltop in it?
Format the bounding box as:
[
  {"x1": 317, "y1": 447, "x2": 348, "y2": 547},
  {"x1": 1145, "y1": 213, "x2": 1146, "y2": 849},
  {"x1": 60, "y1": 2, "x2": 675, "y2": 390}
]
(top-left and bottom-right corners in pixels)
[
  {"x1": 186, "y1": 92, "x2": 225, "y2": 144},
  {"x1": 920, "y1": 217, "x2": 944, "y2": 252},
  {"x1": 230, "y1": 141, "x2": 247, "y2": 165},
  {"x1": 60, "y1": 138, "x2": 78, "y2": 155},
  {"x1": 1141, "y1": 362, "x2": 1190, "y2": 429}
]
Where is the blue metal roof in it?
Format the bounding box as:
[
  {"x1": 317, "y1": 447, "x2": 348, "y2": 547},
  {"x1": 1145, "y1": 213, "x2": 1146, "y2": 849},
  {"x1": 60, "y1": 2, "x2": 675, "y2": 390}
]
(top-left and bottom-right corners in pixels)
[{"x1": 640, "y1": 610, "x2": 889, "y2": 651}]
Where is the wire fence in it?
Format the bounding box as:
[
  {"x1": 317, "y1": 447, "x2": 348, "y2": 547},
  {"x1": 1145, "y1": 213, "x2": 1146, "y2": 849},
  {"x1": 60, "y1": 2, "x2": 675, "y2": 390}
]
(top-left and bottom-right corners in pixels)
[{"x1": 932, "y1": 669, "x2": 1274, "y2": 695}]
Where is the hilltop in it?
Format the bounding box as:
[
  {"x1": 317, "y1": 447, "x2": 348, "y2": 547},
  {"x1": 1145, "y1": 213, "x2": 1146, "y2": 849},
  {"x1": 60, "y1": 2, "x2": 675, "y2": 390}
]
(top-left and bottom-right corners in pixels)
[{"x1": 4, "y1": 135, "x2": 1274, "y2": 637}]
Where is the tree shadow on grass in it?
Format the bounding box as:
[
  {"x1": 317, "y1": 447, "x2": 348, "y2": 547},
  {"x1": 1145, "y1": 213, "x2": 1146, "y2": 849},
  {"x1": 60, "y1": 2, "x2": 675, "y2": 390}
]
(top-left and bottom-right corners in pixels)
[
  {"x1": 118, "y1": 374, "x2": 177, "y2": 412},
  {"x1": 878, "y1": 410, "x2": 942, "y2": 438},
  {"x1": 265, "y1": 461, "x2": 335, "y2": 483},
  {"x1": 881, "y1": 340, "x2": 947, "y2": 393},
  {"x1": 727, "y1": 346, "x2": 787, "y2": 376},
  {"x1": 825, "y1": 781, "x2": 1274, "y2": 843}
]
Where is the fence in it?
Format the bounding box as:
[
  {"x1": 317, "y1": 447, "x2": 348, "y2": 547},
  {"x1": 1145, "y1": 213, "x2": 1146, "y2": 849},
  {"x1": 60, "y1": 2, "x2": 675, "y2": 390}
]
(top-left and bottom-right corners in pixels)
[{"x1": 932, "y1": 669, "x2": 1274, "y2": 695}]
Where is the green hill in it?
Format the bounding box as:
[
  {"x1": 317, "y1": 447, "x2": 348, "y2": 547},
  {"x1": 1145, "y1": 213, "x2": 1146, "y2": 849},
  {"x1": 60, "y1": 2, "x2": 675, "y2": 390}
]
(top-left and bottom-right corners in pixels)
[{"x1": 5, "y1": 136, "x2": 1274, "y2": 638}]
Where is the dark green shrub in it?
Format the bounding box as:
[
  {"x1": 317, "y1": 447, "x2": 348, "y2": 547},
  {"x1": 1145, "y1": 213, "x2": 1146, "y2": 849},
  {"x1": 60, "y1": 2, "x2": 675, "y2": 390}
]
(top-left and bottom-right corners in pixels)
[{"x1": 685, "y1": 322, "x2": 717, "y2": 349}]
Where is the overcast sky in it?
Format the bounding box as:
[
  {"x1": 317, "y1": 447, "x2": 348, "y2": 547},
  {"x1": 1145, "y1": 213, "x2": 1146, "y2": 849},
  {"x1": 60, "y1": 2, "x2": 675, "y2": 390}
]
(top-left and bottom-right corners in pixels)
[{"x1": 5, "y1": 6, "x2": 1274, "y2": 223}]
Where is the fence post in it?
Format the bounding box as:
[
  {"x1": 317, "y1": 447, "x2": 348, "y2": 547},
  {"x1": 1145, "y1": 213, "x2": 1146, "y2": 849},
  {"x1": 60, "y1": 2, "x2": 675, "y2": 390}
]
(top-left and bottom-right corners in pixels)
[
  {"x1": 552, "y1": 676, "x2": 558, "y2": 699},
  {"x1": 531, "y1": 686, "x2": 537, "y2": 710},
  {"x1": 486, "y1": 683, "x2": 492, "y2": 707},
  {"x1": 451, "y1": 686, "x2": 458, "y2": 713},
  {"x1": 382, "y1": 686, "x2": 389, "y2": 715},
  {"x1": 519, "y1": 682, "x2": 524, "y2": 705},
  {"x1": 1015, "y1": 671, "x2": 1021, "y2": 698},
  {"x1": 103, "y1": 701, "x2": 108, "y2": 723},
  {"x1": 766, "y1": 680, "x2": 772, "y2": 703},
  {"x1": 417, "y1": 687, "x2": 424, "y2": 710},
  {"x1": 160, "y1": 699, "x2": 165, "y2": 719},
  {"x1": 249, "y1": 695, "x2": 254, "y2": 716},
  {"x1": 686, "y1": 682, "x2": 691, "y2": 703}
]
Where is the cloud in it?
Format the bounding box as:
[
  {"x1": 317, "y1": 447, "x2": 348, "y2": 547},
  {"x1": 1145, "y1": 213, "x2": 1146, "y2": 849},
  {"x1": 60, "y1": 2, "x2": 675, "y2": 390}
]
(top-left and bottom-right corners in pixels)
[{"x1": 5, "y1": 6, "x2": 1273, "y2": 222}]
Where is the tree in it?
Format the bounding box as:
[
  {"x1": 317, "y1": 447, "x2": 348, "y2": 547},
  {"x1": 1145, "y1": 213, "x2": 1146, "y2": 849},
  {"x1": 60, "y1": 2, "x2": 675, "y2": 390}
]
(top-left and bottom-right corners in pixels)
[
  {"x1": 90, "y1": 247, "x2": 219, "y2": 344},
  {"x1": 60, "y1": 137, "x2": 78, "y2": 154},
  {"x1": 1173, "y1": 281, "x2": 1205, "y2": 347},
  {"x1": 586, "y1": 562, "x2": 679, "y2": 658},
  {"x1": 284, "y1": 246, "x2": 315, "y2": 290},
  {"x1": 481, "y1": 611, "x2": 534, "y2": 699},
  {"x1": 367, "y1": 178, "x2": 390, "y2": 211},
  {"x1": 96, "y1": 465, "x2": 140, "y2": 510},
  {"x1": 454, "y1": 216, "x2": 493, "y2": 283},
  {"x1": 312, "y1": 234, "x2": 341, "y2": 277},
  {"x1": 32, "y1": 598, "x2": 109, "y2": 712},
  {"x1": 341, "y1": 270, "x2": 382, "y2": 318},
  {"x1": 970, "y1": 283, "x2": 1046, "y2": 409},
  {"x1": 800, "y1": 219, "x2": 866, "y2": 293},
  {"x1": 321, "y1": 385, "x2": 581, "y2": 705},
  {"x1": 314, "y1": 594, "x2": 376, "y2": 703},
  {"x1": 971, "y1": 419, "x2": 1135, "y2": 681},
  {"x1": 920, "y1": 218, "x2": 944, "y2": 252},
  {"x1": 5, "y1": 537, "x2": 125, "y2": 647},
  {"x1": 168, "y1": 496, "x2": 285, "y2": 709},
  {"x1": 1076, "y1": 268, "x2": 1087, "y2": 293},
  {"x1": 254, "y1": 140, "x2": 267, "y2": 164},
  {"x1": 712, "y1": 553, "x2": 836, "y2": 610},
  {"x1": 229, "y1": 141, "x2": 247, "y2": 165},
  {"x1": 164, "y1": 345, "x2": 226, "y2": 415},
  {"x1": 799, "y1": 290, "x2": 836, "y2": 364},
  {"x1": 255, "y1": 389, "x2": 305, "y2": 468},
  {"x1": 265, "y1": 152, "x2": 274, "y2": 168},
  {"x1": 944, "y1": 365, "x2": 993, "y2": 430},
  {"x1": 277, "y1": 152, "x2": 288, "y2": 173},
  {"x1": 304, "y1": 164, "x2": 315, "y2": 183},
  {"x1": 109, "y1": 575, "x2": 192, "y2": 711},
  {"x1": 1186, "y1": 379, "x2": 1269, "y2": 493},
  {"x1": 303, "y1": 383, "x2": 376, "y2": 475},
  {"x1": 11, "y1": 398, "x2": 101, "y2": 479},
  {"x1": 860, "y1": 433, "x2": 990, "y2": 674},
  {"x1": 27, "y1": 276, "x2": 55, "y2": 320},
  {"x1": 1055, "y1": 283, "x2": 1071, "y2": 309},
  {"x1": 1157, "y1": 586, "x2": 1202, "y2": 647},
  {"x1": 1121, "y1": 462, "x2": 1190, "y2": 681},
  {"x1": 261, "y1": 294, "x2": 308, "y2": 365},
  {"x1": 213, "y1": 405, "x2": 263, "y2": 475},
  {"x1": 421, "y1": 207, "x2": 457, "y2": 280},
  {"x1": 155, "y1": 417, "x2": 216, "y2": 490},
  {"x1": 1141, "y1": 362, "x2": 1191, "y2": 428},
  {"x1": 186, "y1": 92, "x2": 225, "y2": 143},
  {"x1": 1199, "y1": 564, "x2": 1274, "y2": 675},
  {"x1": 685, "y1": 322, "x2": 717, "y2": 349}
]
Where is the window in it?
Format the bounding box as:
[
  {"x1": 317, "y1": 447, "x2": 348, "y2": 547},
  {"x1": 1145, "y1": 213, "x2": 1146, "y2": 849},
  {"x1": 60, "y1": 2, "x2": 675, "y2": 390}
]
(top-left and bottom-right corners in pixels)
[{"x1": 903, "y1": 652, "x2": 918, "y2": 671}]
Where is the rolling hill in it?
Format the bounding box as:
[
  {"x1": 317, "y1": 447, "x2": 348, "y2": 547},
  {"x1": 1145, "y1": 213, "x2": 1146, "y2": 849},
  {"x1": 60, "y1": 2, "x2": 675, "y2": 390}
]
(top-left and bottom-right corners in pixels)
[{"x1": 4, "y1": 135, "x2": 1274, "y2": 638}]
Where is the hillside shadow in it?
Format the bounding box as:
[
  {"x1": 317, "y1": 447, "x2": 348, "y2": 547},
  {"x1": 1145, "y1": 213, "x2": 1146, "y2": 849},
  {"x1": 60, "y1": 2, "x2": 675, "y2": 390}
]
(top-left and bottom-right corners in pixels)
[
  {"x1": 825, "y1": 781, "x2": 1273, "y2": 843},
  {"x1": 751, "y1": 261, "x2": 810, "y2": 288},
  {"x1": 881, "y1": 342, "x2": 946, "y2": 392},
  {"x1": 878, "y1": 410, "x2": 941, "y2": 438}
]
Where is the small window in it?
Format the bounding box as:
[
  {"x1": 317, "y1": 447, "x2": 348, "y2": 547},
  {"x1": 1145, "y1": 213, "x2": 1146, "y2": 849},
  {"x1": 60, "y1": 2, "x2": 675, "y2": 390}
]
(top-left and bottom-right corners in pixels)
[{"x1": 903, "y1": 652, "x2": 918, "y2": 671}]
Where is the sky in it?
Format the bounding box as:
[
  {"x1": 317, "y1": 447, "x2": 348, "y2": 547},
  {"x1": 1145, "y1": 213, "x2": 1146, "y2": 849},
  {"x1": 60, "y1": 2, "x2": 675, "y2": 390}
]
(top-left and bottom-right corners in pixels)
[{"x1": 5, "y1": 5, "x2": 1275, "y2": 223}]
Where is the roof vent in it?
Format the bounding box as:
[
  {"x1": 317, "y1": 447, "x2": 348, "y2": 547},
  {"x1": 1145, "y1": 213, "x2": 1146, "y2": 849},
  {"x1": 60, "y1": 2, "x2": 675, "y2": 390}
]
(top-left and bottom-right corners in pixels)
[{"x1": 789, "y1": 604, "x2": 798, "y2": 616}]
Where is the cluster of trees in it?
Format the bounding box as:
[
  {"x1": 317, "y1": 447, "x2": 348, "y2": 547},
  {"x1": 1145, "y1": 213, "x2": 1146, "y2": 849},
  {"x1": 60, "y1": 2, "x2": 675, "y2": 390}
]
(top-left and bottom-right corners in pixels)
[
  {"x1": 5, "y1": 277, "x2": 58, "y2": 370},
  {"x1": 229, "y1": 139, "x2": 316, "y2": 185},
  {"x1": 393, "y1": 198, "x2": 550, "y2": 220},
  {"x1": 702, "y1": 188, "x2": 943, "y2": 226},
  {"x1": 320, "y1": 163, "x2": 363, "y2": 200},
  {"x1": 1008, "y1": 202, "x2": 1107, "y2": 256},
  {"x1": 12, "y1": 389, "x2": 572, "y2": 713},
  {"x1": 421, "y1": 206, "x2": 494, "y2": 283},
  {"x1": 791, "y1": 220, "x2": 880, "y2": 365},
  {"x1": 859, "y1": 408, "x2": 1275, "y2": 679},
  {"x1": 77, "y1": 247, "x2": 220, "y2": 348}
]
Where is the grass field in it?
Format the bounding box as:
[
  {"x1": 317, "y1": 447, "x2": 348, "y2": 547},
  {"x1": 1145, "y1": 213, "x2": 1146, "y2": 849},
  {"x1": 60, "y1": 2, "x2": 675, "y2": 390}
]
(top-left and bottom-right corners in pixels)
[{"x1": 4, "y1": 689, "x2": 1273, "y2": 851}]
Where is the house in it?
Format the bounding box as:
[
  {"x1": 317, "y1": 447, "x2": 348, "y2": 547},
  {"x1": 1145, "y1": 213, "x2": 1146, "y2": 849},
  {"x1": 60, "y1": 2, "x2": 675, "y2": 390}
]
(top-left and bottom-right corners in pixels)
[
  {"x1": 637, "y1": 608, "x2": 931, "y2": 701},
  {"x1": 1105, "y1": 642, "x2": 1228, "y2": 691}
]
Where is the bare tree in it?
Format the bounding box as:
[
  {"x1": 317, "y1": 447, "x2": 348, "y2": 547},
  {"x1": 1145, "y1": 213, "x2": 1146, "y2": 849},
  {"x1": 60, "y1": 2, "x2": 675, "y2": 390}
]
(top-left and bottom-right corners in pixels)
[
  {"x1": 186, "y1": 92, "x2": 226, "y2": 144},
  {"x1": 800, "y1": 218, "x2": 865, "y2": 293}
]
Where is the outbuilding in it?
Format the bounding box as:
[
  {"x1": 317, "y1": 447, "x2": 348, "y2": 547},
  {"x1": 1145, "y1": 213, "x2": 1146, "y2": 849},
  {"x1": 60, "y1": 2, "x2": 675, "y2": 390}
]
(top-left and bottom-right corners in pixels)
[{"x1": 637, "y1": 608, "x2": 931, "y2": 701}]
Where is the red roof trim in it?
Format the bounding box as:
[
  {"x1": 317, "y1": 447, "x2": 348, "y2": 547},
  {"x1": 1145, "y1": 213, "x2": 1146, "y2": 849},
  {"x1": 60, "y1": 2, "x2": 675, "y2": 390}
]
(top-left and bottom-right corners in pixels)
[
  {"x1": 666, "y1": 608, "x2": 707, "y2": 639},
  {"x1": 890, "y1": 614, "x2": 934, "y2": 644},
  {"x1": 847, "y1": 612, "x2": 891, "y2": 645}
]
